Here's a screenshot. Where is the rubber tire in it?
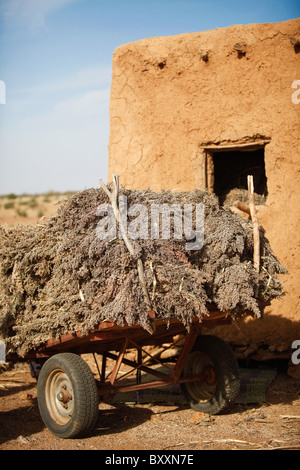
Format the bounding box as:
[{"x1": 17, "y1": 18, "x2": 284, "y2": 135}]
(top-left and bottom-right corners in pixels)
[
  {"x1": 181, "y1": 335, "x2": 240, "y2": 415},
  {"x1": 37, "y1": 353, "x2": 99, "y2": 438}
]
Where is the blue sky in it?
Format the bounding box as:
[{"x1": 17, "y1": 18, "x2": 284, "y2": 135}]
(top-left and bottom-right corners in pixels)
[{"x1": 0, "y1": 0, "x2": 299, "y2": 195}]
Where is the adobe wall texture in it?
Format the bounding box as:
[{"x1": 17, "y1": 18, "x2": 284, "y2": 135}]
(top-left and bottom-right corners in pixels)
[{"x1": 108, "y1": 19, "x2": 300, "y2": 362}]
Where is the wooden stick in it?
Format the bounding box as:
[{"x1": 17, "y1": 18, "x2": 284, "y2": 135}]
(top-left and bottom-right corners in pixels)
[
  {"x1": 247, "y1": 175, "x2": 260, "y2": 272},
  {"x1": 99, "y1": 175, "x2": 135, "y2": 256},
  {"x1": 203, "y1": 151, "x2": 207, "y2": 191},
  {"x1": 99, "y1": 176, "x2": 154, "y2": 331},
  {"x1": 233, "y1": 199, "x2": 251, "y2": 215}
]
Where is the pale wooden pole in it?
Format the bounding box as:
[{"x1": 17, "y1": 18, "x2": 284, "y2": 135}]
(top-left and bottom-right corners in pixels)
[{"x1": 247, "y1": 175, "x2": 260, "y2": 273}]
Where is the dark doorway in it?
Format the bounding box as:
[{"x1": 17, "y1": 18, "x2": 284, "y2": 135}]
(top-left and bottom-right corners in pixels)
[{"x1": 212, "y1": 148, "x2": 267, "y2": 204}]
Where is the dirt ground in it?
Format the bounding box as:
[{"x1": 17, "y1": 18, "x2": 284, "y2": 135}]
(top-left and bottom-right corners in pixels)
[{"x1": 0, "y1": 360, "x2": 299, "y2": 451}]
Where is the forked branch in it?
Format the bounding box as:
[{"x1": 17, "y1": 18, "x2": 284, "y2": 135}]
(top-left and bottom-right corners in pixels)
[{"x1": 99, "y1": 175, "x2": 154, "y2": 331}]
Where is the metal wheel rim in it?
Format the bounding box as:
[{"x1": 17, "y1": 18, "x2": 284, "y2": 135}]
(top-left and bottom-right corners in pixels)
[
  {"x1": 184, "y1": 351, "x2": 217, "y2": 403},
  {"x1": 45, "y1": 369, "x2": 74, "y2": 425}
]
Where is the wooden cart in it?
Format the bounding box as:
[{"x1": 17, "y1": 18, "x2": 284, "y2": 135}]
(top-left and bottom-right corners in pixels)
[{"x1": 9, "y1": 308, "x2": 241, "y2": 439}]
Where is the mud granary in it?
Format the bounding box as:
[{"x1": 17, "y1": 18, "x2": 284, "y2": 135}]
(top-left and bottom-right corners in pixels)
[{"x1": 108, "y1": 18, "x2": 300, "y2": 366}]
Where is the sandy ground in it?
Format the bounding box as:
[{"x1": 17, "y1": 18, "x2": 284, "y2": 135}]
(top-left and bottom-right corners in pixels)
[{"x1": 0, "y1": 361, "x2": 299, "y2": 451}]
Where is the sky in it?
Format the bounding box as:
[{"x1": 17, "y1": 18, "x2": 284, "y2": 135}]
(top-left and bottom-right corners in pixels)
[{"x1": 0, "y1": 0, "x2": 299, "y2": 195}]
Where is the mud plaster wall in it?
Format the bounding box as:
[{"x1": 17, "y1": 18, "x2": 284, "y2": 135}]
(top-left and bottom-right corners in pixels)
[{"x1": 108, "y1": 19, "x2": 300, "y2": 360}]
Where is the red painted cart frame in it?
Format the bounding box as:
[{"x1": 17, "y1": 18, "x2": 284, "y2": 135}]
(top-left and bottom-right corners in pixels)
[{"x1": 22, "y1": 308, "x2": 232, "y2": 398}]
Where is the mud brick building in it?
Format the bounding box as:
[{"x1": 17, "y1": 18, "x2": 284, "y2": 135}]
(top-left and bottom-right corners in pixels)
[{"x1": 108, "y1": 19, "x2": 300, "y2": 364}]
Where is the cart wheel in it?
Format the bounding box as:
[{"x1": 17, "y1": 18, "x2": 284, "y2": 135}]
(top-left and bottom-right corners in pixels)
[
  {"x1": 181, "y1": 335, "x2": 240, "y2": 415},
  {"x1": 37, "y1": 353, "x2": 99, "y2": 438}
]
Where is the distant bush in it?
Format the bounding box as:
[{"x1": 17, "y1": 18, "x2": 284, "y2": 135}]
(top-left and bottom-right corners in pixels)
[
  {"x1": 7, "y1": 193, "x2": 17, "y2": 200},
  {"x1": 19, "y1": 198, "x2": 38, "y2": 208},
  {"x1": 28, "y1": 198, "x2": 38, "y2": 208},
  {"x1": 16, "y1": 208, "x2": 27, "y2": 218},
  {"x1": 4, "y1": 202, "x2": 15, "y2": 209}
]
